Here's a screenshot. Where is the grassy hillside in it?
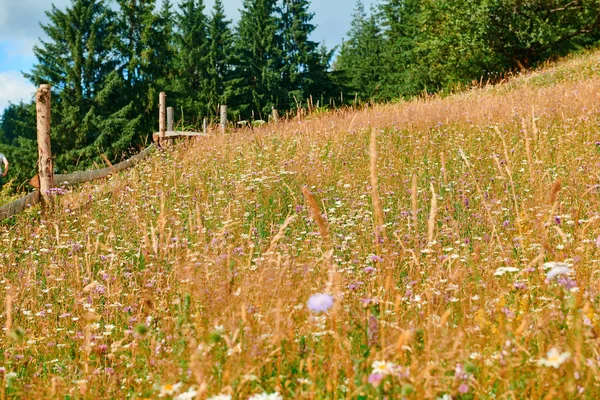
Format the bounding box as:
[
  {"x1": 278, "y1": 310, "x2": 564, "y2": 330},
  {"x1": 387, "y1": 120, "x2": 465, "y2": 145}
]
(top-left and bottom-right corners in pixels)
[{"x1": 2, "y1": 49, "x2": 600, "y2": 399}]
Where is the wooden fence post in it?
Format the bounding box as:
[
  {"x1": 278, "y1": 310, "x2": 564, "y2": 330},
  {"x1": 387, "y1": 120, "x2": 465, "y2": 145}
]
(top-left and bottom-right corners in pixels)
[
  {"x1": 272, "y1": 107, "x2": 279, "y2": 123},
  {"x1": 220, "y1": 105, "x2": 227, "y2": 134},
  {"x1": 36, "y1": 84, "x2": 54, "y2": 202},
  {"x1": 167, "y1": 106, "x2": 174, "y2": 132},
  {"x1": 203, "y1": 118, "x2": 208, "y2": 135},
  {"x1": 159, "y1": 92, "x2": 166, "y2": 144}
]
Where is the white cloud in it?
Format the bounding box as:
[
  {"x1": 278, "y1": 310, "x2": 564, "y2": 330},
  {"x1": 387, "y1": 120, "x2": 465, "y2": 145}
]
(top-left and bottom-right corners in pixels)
[{"x1": 0, "y1": 71, "x2": 35, "y2": 113}]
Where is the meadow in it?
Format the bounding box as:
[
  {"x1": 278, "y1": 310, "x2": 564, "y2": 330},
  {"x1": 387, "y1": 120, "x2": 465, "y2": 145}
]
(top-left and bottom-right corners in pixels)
[{"x1": 1, "y1": 49, "x2": 600, "y2": 399}]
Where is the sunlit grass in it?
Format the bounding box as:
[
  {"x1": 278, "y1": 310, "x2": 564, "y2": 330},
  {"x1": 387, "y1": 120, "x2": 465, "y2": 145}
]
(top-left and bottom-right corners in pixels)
[{"x1": 1, "y1": 50, "x2": 600, "y2": 399}]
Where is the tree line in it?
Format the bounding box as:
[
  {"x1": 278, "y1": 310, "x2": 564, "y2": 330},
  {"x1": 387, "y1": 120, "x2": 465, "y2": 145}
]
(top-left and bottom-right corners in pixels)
[
  {"x1": 337, "y1": 0, "x2": 600, "y2": 100},
  {"x1": 1, "y1": 0, "x2": 599, "y2": 187}
]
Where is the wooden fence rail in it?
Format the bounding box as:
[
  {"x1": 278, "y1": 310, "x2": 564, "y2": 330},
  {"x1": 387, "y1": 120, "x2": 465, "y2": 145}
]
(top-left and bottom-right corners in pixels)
[
  {"x1": 50, "y1": 143, "x2": 157, "y2": 186},
  {"x1": 0, "y1": 144, "x2": 158, "y2": 220},
  {"x1": 0, "y1": 191, "x2": 41, "y2": 220},
  {"x1": 0, "y1": 85, "x2": 212, "y2": 221}
]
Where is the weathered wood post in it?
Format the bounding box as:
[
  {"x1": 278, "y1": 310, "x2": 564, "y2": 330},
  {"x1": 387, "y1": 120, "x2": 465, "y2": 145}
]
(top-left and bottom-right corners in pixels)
[
  {"x1": 203, "y1": 118, "x2": 208, "y2": 135},
  {"x1": 167, "y1": 107, "x2": 174, "y2": 132},
  {"x1": 159, "y1": 92, "x2": 166, "y2": 144},
  {"x1": 271, "y1": 107, "x2": 279, "y2": 123},
  {"x1": 36, "y1": 84, "x2": 54, "y2": 202},
  {"x1": 220, "y1": 105, "x2": 227, "y2": 134}
]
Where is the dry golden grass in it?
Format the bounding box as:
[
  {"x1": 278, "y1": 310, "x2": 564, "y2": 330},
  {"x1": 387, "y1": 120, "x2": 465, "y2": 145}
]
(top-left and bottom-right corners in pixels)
[{"x1": 1, "y1": 49, "x2": 600, "y2": 399}]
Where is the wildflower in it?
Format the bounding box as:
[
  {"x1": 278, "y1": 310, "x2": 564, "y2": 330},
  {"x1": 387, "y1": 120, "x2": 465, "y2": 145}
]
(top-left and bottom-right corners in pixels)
[
  {"x1": 370, "y1": 255, "x2": 383, "y2": 263},
  {"x1": 207, "y1": 395, "x2": 232, "y2": 400},
  {"x1": 459, "y1": 383, "x2": 469, "y2": 394},
  {"x1": 247, "y1": 393, "x2": 283, "y2": 400},
  {"x1": 494, "y1": 267, "x2": 519, "y2": 276},
  {"x1": 557, "y1": 275, "x2": 577, "y2": 290},
  {"x1": 544, "y1": 262, "x2": 570, "y2": 281},
  {"x1": 175, "y1": 388, "x2": 199, "y2": 400},
  {"x1": 368, "y1": 373, "x2": 384, "y2": 387},
  {"x1": 513, "y1": 281, "x2": 527, "y2": 290},
  {"x1": 307, "y1": 293, "x2": 334, "y2": 313},
  {"x1": 537, "y1": 348, "x2": 571, "y2": 368},
  {"x1": 159, "y1": 382, "x2": 182, "y2": 397},
  {"x1": 371, "y1": 360, "x2": 395, "y2": 375},
  {"x1": 5, "y1": 371, "x2": 17, "y2": 388},
  {"x1": 454, "y1": 363, "x2": 466, "y2": 379}
]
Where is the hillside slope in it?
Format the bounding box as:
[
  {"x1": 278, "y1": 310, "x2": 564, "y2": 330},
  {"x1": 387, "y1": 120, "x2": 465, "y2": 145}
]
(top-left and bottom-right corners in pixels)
[{"x1": 2, "y1": 50, "x2": 600, "y2": 398}]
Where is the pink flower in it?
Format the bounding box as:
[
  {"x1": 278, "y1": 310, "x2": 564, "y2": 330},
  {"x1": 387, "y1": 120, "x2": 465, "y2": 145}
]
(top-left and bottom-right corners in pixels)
[
  {"x1": 307, "y1": 293, "x2": 334, "y2": 313},
  {"x1": 368, "y1": 373, "x2": 384, "y2": 387}
]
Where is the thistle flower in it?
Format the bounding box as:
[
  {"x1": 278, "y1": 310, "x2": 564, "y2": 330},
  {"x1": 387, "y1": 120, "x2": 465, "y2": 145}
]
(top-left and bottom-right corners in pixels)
[
  {"x1": 368, "y1": 373, "x2": 384, "y2": 387},
  {"x1": 307, "y1": 293, "x2": 334, "y2": 313},
  {"x1": 544, "y1": 262, "x2": 571, "y2": 281}
]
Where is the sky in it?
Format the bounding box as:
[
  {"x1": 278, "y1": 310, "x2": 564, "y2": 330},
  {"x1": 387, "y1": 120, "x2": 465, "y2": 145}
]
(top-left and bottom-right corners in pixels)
[{"x1": 0, "y1": 0, "x2": 376, "y2": 114}]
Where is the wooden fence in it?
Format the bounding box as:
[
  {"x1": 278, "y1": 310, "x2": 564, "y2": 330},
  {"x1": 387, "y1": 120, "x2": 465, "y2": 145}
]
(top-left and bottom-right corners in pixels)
[{"x1": 0, "y1": 88, "x2": 211, "y2": 221}]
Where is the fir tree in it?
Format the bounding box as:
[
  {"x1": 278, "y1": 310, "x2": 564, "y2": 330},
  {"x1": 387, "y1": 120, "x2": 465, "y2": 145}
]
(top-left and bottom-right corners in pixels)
[
  {"x1": 379, "y1": 0, "x2": 421, "y2": 98},
  {"x1": 114, "y1": 0, "x2": 170, "y2": 128},
  {"x1": 231, "y1": 0, "x2": 284, "y2": 120},
  {"x1": 26, "y1": 0, "x2": 142, "y2": 170},
  {"x1": 278, "y1": 0, "x2": 334, "y2": 109},
  {"x1": 0, "y1": 103, "x2": 38, "y2": 184},
  {"x1": 207, "y1": 0, "x2": 234, "y2": 116},
  {"x1": 155, "y1": 0, "x2": 177, "y2": 87},
  {"x1": 335, "y1": 1, "x2": 384, "y2": 101},
  {"x1": 174, "y1": 0, "x2": 210, "y2": 121},
  {"x1": 114, "y1": 0, "x2": 159, "y2": 88}
]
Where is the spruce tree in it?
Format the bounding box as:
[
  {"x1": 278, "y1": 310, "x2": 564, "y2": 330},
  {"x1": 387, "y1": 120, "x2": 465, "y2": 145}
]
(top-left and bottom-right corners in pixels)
[
  {"x1": 114, "y1": 0, "x2": 159, "y2": 87},
  {"x1": 26, "y1": 0, "x2": 142, "y2": 170},
  {"x1": 278, "y1": 0, "x2": 334, "y2": 109},
  {"x1": 155, "y1": 0, "x2": 177, "y2": 88},
  {"x1": 379, "y1": 0, "x2": 421, "y2": 98},
  {"x1": 0, "y1": 103, "x2": 38, "y2": 184},
  {"x1": 174, "y1": 0, "x2": 211, "y2": 121},
  {"x1": 335, "y1": 1, "x2": 384, "y2": 101},
  {"x1": 231, "y1": 0, "x2": 284, "y2": 120},
  {"x1": 207, "y1": 0, "x2": 234, "y2": 116}
]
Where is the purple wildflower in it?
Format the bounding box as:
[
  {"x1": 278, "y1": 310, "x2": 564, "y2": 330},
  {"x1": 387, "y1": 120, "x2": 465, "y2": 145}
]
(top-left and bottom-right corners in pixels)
[
  {"x1": 307, "y1": 293, "x2": 334, "y2": 313},
  {"x1": 502, "y1": 307, "x2": 515, "y2": 319},
  {"x1": 454, "y1": 363, "x2": 467, "y2": 380},
  {"x1": 514, "y1": 281, "x2": 527, "y2": 290},
  {"x1": 368, "y1": 373, "x2": 384, "y2": 387},
  {"x1": 370, "y1": 255, "x2": 383, "y2": 263},
  {"x1": 557, "y1": 275, "x2": 577, "y2": 290}
]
